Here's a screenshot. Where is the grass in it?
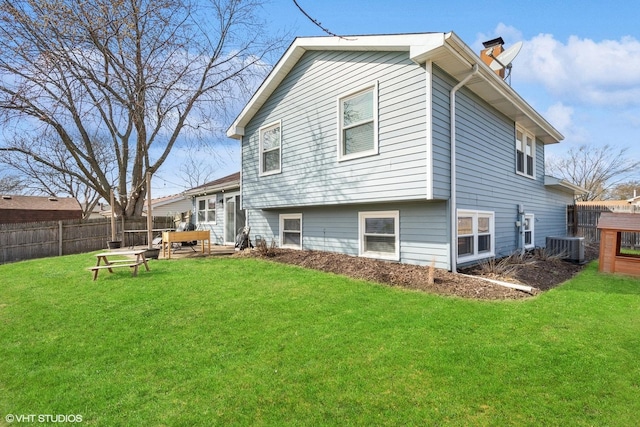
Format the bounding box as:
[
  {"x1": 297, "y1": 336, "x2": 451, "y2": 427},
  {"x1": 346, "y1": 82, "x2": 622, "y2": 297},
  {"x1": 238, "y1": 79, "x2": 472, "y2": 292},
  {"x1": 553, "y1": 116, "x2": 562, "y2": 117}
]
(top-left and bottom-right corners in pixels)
[
  {"x1": 619, "y1": 247, "x2": 640, "y2": 256},
  {"x1": 1, "y1": 253, "x2": 640, "y2": 426}
]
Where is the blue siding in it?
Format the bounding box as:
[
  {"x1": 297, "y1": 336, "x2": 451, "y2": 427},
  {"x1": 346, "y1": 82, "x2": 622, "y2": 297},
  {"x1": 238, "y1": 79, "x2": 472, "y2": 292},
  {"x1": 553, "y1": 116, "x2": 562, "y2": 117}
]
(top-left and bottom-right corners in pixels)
[
  {"x1": 242, "y1": 50, "x2": 429, "y2": 209},
  {"x1": 445, "y1": 69, "x2": 574, "y2": 261},
  {"x1": 189, "y1": 192, "x2": 235, "y2": 245},
  {"x1": 240, "y1": 52, "x2": 573, "y2": 269},
  {"x1": 246, "y1": 201, "x2": 450, "y2": 269}
]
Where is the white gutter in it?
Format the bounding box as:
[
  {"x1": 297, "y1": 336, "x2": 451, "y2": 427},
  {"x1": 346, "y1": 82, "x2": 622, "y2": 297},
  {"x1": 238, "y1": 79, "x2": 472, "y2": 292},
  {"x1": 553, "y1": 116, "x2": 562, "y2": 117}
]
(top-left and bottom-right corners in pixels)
[{"x1": 450, "y1": 64, "x2": 479, "y2": 272}]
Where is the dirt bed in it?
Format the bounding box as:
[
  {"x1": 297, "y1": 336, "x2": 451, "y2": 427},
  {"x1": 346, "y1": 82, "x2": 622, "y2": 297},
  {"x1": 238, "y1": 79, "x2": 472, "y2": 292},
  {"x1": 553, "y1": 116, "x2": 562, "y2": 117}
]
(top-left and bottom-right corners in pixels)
[{"x1": 238, "y1": 245, "x2": 598, "y2": 300}]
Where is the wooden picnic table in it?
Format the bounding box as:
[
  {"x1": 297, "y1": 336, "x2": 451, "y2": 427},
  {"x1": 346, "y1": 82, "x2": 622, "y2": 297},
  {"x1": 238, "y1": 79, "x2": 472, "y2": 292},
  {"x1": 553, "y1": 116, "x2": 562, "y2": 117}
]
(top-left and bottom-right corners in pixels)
[{"x1": 90, "y1": 250, "x2": 150, "y2": 281}]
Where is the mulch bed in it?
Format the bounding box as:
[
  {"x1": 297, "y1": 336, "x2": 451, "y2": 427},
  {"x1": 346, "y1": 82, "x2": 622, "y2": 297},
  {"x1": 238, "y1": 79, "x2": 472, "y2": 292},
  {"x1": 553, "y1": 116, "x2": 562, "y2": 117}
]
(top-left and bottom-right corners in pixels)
[{"x1": 236, "y1": 244, "x2": 599, "y2": 300}]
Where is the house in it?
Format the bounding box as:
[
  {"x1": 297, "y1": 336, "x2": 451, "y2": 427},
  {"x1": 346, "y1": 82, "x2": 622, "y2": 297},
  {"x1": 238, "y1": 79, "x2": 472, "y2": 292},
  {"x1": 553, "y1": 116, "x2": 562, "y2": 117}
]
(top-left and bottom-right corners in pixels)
[
  {"x1": 142, "y1": 194, "x2": 192, "y2": 219},
  {"x1": 0, "y1": 195, "x2": 82, "y2": 223},
  {"x1": 182, "y1": 172, "x2": 243, "y2": 245},
  {"x1": 100, "y1": 194, "x2": 192, "y2": 220},
  {"x1": 227, "y1": 33, "x2": 584, "y2": 271}
]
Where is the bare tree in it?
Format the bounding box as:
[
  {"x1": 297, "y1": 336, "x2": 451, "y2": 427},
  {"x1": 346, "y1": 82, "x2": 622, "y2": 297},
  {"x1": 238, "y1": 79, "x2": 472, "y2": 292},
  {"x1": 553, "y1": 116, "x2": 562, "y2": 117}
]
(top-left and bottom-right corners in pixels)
[
  {"x1": 0, "y1": 174, "x2": 24, "y2": 194},
  {"x1": 606, "y1": 180, "x2": 640, "y2": 200},
  {"x1": 0, "y1": 0, "x2": 283, "y2": 218},
  {"x1": 178, "y1": 147, "x2": 221, "y2": 189},
  {"x1": 546, "y1": 144, "x2": 640, "y2": 201},
  {"x1": 0, "y1": 130, "x2": 113, "y2": 218}
]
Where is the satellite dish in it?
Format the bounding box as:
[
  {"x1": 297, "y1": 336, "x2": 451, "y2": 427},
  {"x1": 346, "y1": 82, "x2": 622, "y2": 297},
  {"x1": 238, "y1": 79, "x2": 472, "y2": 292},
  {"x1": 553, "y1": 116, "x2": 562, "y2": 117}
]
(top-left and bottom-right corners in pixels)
[{"x1": 489, "y1": 41, "x2": 523, "y2": 71}]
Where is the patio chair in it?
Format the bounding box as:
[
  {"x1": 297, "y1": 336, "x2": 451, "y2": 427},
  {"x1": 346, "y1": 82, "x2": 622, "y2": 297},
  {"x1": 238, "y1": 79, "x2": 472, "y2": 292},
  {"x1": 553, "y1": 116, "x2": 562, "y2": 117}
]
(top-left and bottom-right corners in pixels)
[{"x1": 172, "y1": 222, "x2": 197, "y2": 252}]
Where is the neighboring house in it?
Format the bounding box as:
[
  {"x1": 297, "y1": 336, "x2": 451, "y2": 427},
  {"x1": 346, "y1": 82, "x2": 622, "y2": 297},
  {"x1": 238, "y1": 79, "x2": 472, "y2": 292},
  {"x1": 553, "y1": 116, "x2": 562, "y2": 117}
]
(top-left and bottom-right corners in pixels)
[
  {"x1": 101, "y1": 194, "x2": 192, "y2": 219},
  {"x1": 227, "y1": 33, "x2": 584, "y2": 271},
  {"x1": 142, "y1": 194, "x2": 192, "y2": 219},
  {"x1": 81, "y1": 202, "x2": 110, "y2": 220},
  {"x1": 0, "y1": 195, "x2": 82, "y2": 223},
  {"x1": 182, "y1": 172, "x2": 243, "y2": 245}
]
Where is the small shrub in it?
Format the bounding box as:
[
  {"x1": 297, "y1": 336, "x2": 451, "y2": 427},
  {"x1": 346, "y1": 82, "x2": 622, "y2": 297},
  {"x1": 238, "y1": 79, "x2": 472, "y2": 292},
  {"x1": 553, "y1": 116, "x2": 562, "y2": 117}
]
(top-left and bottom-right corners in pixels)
[
  {"x1": 532, "y1": 246, "x2": 565, "y2": 262},
  {"x1": 256, "y1": 238, "x2": 278, "y2": 257},
  {"x1": 476, "y1": 251, "x2": 530, "y2": 277}
]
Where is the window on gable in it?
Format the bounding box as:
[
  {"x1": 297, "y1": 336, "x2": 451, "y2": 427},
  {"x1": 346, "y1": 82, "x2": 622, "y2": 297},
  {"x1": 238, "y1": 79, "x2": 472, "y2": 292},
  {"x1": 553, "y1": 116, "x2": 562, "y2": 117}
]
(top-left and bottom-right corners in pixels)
[
  {"x1": 259, "y1": 121, "x2": 281, "y2": 175},
  {"x1": 524, "y1": 214, "x2": 534, "y2": 249},
  {"x1": 516, "y1": 127, "x2": 535, "y2": 178},
  {"x1": 338, "y1": 84, "x2": 378, "y2": 161},
  {"x1": 457, "y1": 210, "x2": 495, "y2": 262},
  {"x1": 197, "y1": 197, "x2": 216, "y2": 224},
  {"x1": 280, "y1": 213, "x2": 302, "y2": 249},
  {"x1": 359, "y1": 211, "x2": 399, "y2": 261}
]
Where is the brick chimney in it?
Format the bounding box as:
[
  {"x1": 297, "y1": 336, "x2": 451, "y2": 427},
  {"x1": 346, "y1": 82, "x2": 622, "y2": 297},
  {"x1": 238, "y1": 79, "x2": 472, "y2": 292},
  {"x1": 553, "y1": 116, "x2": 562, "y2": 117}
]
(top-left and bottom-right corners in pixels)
[{"x1": 481, "y1": 37, "x2": 505, "y2": 78}]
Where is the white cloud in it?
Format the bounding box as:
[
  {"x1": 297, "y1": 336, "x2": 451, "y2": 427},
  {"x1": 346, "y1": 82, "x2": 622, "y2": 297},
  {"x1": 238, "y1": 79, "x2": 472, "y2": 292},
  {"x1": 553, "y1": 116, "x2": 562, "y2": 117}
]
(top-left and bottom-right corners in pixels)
[
  {"x1": 544, "y1": 102, "x2": 573, "y2": 134},
  {"x1": 515, "y1": 33, "x2": 640, "y2": 107},
  {"x1": 542, "y1": 102, "x2": 590, "y2": 143},
  {"x1": 473, "y1": 23, "x2": 523, "y2": 52}
]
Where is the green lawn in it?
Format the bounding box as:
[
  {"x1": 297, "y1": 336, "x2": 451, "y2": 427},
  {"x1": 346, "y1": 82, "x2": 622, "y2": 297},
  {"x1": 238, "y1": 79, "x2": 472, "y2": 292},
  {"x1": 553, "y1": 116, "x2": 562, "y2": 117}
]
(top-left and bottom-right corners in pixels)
[{"x1": 1, "y1": 253, "x2": 639, "y2": 426}]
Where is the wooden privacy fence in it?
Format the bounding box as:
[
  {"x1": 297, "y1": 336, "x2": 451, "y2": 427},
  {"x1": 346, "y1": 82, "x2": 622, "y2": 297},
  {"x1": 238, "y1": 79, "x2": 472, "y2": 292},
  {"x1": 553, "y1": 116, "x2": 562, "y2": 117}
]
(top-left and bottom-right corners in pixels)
[
  {"x1": 0, "y1": 217, "x2": 174, "y2": 264},
  {"x1": 568, "y1": 204, "x2": 640, "y2": 248}
]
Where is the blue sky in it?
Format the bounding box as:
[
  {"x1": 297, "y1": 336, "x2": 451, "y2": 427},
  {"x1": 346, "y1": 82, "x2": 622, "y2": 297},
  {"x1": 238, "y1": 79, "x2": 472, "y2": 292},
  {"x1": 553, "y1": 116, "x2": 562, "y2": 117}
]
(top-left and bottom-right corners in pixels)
[{"x1": 153, "y1": 0, "x2": 640, "y2": 196}]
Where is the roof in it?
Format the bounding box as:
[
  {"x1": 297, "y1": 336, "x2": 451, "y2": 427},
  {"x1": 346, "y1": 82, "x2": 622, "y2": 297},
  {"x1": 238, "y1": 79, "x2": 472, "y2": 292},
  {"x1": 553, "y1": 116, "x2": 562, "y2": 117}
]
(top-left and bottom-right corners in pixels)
[
  {"x1": 100, "y1": 194, "x2": 191, "y2": 216},
  {"x1": 0, "y1": 195, "x2": 81, "y2": 211},
  {"x1": 182, "y1": 172, "x2": 241, "y2": 197},
  {"x1": 543, "y1": 176, "x2": 587, "y2": 195},
  {"x1": 597, "y1": 212, "x2": 640, "y2": 232},
  {"x1": 227, "y1": 32, "x2": 563, "y2": 145},
  {"x1": 144, "y1": 194, "x2": 188, "y2": 209}
]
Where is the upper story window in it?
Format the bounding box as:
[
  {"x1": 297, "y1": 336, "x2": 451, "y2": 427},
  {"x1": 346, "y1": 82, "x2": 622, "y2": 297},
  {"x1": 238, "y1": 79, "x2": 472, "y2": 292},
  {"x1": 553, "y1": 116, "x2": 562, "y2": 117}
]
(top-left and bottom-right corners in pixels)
[
  {"x1": 516, "y1": 127, "x2": 535, "y2": 178},
  {"x1": 259, "y1": 121, "x2": 281, "y2": 176},
  {"x1": 196, "y1": 196, "x2": 216, "y2": 224},
  {"x1": 338, "y1": 83, "x2": 378, "y2": 161}
]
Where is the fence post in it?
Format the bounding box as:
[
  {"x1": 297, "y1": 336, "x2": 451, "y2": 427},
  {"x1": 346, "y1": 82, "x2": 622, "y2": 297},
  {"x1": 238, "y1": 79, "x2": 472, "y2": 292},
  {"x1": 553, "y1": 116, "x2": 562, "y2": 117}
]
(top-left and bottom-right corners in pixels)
[{"x1": 59, "y1": 220, "x2": 63, "y2": 256}]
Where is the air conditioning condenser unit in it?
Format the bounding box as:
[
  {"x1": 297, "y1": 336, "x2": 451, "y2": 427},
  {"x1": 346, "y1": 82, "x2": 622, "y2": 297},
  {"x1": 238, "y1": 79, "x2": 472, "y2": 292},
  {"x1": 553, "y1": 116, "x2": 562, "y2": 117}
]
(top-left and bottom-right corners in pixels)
[{"x1": 546, "y1": 236, "x2": 585, "y2": 263}]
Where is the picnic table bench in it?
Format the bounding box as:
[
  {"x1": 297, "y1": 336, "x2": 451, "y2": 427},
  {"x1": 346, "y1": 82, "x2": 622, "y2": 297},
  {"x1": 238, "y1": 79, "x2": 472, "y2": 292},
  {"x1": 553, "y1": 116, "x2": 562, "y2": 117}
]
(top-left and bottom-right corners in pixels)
[{"x1": 90, "y1": 250, "x2": 150, "y2": 281}]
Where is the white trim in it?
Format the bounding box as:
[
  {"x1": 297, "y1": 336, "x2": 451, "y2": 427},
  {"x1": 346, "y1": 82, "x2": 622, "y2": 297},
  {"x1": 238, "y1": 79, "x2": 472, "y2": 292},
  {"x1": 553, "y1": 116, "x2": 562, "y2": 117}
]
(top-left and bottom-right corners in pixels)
[
  {"x1": 195, "y1": 195, "x2": 217, "y2": 225},
  {"x1": 456, "y1": 209, "x2": 495, "y2": 263},
  {"x1": 259, "y1": 120, "x2": 282, "y2": 176},
  {"x1": 524, "y1": 213, "x2": 535, "y2": 249},
  {"x1": 223, "y1": 193, "x2": 241, "y2": 245},
  {"x1": 279, "y1": 213, "x2": 302, "y2": 250},
  {"x1": 425, "y1": 60, "x2": 434, "y2": 200},
  {"x1": 337, "y1": 82, "x2": 379, "y2": 162},
  {"x1": 515, "y1": 125, "x2": 536, "y2": 179},
  {"x1": 358, "y1": 210, "x2": 400, "y2": 261}
]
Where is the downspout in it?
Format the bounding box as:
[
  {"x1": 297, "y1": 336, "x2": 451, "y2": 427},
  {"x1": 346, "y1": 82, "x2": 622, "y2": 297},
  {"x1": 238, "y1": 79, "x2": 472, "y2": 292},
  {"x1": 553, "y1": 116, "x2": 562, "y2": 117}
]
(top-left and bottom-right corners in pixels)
[{"x1": 450, "y1": 64, "x2": 479, "y2": 272}]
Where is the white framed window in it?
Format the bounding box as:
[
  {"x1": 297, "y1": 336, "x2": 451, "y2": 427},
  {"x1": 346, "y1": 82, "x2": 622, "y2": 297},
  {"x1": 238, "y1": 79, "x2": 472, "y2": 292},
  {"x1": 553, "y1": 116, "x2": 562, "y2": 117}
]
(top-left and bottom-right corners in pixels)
[
  {"x1": 457, "y1": 210, "x2": 495, "y2": 262},
  {"x1": 338, "y1": 83, "x2": 378, "y2": 161},
  {"x1": 196, "y1": 196, "x2": 216, "y2": 224},
  {"x1": 259, "y1": 121, "x2": 281, "y2": 175},
  {"x1": 524, "y1": 214, "x2": 534, "y2": 249},
  {"x1": 280, "y1": 213, "x2": 302, "y2": 249},
  {"x1": 358, "y1": 211, "x2": 399, "y2": 261},
  {"x1": 516, "y1": 127, "x2": 535, "y2": 178}
]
